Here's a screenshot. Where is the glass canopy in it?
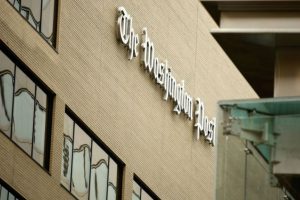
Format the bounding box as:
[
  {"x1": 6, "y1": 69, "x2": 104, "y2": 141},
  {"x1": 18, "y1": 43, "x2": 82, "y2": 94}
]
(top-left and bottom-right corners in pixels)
[
  {"x1": 219, "y1": 97, "x2": 300, "y2": 162},
  {"x1": 217, "y1": 97, "x2": 300, "y2": 200}
]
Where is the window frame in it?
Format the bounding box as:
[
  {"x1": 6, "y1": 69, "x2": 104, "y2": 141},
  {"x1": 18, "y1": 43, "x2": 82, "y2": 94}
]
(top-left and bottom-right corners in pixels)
[
  {"x1": 62, "y1": 106, "x2": 125, "y2": 200},
  {"x1": 133, "y1": 174, "x2": 160, "y2": 200},
  {"x1": 6, "y1": 0, "x2": 59, "y2": 49},
  {"x1": 0, "y1": 40, "x2": 55, "y2": 171}
]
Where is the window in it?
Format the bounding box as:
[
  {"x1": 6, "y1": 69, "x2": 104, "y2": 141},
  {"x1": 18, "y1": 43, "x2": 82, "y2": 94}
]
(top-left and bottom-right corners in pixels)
[
  {"x1": 61, "y1": 108, "x2": 124, "y2": 200},
  {"x1": 132, "y1": 175, "x2": 160, "y2": 200},
  {"x1": 0, "y1": 178, "x2": 25, "y2": 200},
  {"x1": 7, "y1": 0, "x2": 58, "y2": 47},
  {"x1": 0, "y1": 42, "x2": 54, "y2": 169}
]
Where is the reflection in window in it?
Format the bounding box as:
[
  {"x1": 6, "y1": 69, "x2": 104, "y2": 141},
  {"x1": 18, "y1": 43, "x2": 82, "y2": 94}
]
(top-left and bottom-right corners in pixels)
[
  {"x1": 132, "y1": 178, "x2": 158, "y2": 200},
  {"x1": 71, "y1": 124, "x2": 91, "y2": 199},
  {"x1": 12, "y1": 68, "x2": 35, "y2": 156},
  {"x1": 0, "y1": 48, "x2": 52, "y2": 169},
  {"x1": 61, "y1": 112, "x2": 120, "y2": 200},
  {"x1": 0, "y1": 51, "x2": 14, "y2": 137},
  {"x1": 7, "y1": 0, "x2": 57, "y2": 47},
  {"x1": 132, "y1": 181, "x2": 142, "y2": 200},
  {"x1": 33, "y1": 87, "x2": 47, "y2": 165}
]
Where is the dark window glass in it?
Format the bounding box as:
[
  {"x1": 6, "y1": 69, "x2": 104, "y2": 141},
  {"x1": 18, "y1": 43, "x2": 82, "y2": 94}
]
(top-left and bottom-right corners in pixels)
[
  {"x1": 61, "y1": 110, "x2": 123, "y2": 200},
  {"x1": 7, "y1": 0, "x2": 58, "y2": 47},
  {"x1": 0, "y1": 44, "x2": 54, "y2": 170}
]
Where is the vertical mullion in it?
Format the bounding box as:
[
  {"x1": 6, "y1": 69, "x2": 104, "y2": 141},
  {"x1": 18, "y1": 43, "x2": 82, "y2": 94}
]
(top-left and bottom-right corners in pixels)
[
  {"x1": 17, "y1": 0, "x2": 21, "y2": 12},
  {"x1": 30, "y1": 85, "x2": 37, "y2": 157},
  {"x1": 140, "y1": 187, "x2": 142, "y2": 200},
  {"x1": 88, "y1": 141, "x2": 93, "y2": 200},
  {"x1": 51, "y1": 0, "x2": 58, "y2": 46},
  {"x1": 39, "y1": 0, "x2": 43, "y2": 33},
  {"x1": 6, "y1": 190, "x2": 8, "y2": 200},
  {"x1": 18, "y1": 0, "x2": 21, "y2": 12},
  {"x1": 244, "y1": 140, "x2": 248, "y2": 200},
  {"x1": 106, "y1": 157, "x2": 110, "y2": 200},
  {"x1": 10, "y1": 65, "x2": 16, "y2": 139},
  {"x1": 42, "y1": 95, "x2": 48, "y2": 168},
  {"x1": 116, "y1": 164, "x2": 121, "y2": 200},
  {"x1": 69, "y1": 121, "x2": 75, "y2": 192},
  {"x1": 43, "y1": 86, "x2": 53, "y2": 170}
]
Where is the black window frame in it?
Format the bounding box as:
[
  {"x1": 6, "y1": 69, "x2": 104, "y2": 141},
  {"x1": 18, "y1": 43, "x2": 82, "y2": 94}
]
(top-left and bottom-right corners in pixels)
[
  {"x1": 6, "y1": 0, "x2": 59, "y2": 49},
  {"x1": 62, "y1": 106, "x2": 125, "y2": 200},
  {"x1": 133, "y1": 174, "x2": 160, "y2": 200},
  {"x1": 0, "y1": 40, "x2": 55, "y2": 171},
  {"x1": 0, "y1": 178, "x2": 25, "y2": 200}
]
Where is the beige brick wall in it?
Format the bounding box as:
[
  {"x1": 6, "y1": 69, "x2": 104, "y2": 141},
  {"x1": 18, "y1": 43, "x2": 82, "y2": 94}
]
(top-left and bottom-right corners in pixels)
[{"x1": 0, "y1": 0, "x2": 257, "y2": 199}]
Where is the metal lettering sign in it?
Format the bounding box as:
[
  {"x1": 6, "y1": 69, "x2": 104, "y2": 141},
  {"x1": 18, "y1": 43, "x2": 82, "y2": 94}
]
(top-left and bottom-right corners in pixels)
[{"x1": 116, "y1": 7, "x2": 215, "y2": 146}]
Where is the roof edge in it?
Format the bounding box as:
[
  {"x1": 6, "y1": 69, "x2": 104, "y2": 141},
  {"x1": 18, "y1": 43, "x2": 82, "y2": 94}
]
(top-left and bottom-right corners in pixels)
[{"x1": 200, "y1": 1, "x2": 300, "y2": 26}]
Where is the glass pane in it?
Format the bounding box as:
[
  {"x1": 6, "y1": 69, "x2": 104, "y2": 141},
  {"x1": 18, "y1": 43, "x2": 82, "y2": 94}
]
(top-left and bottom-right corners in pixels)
[
  {"x1": 107, "y1": 158, "x2": 118, "y2": 200},
  {"x1": 8, "y1": 0, "x2": 14, "y2": 4},
  {"x1": 12, "y1": 68, "x2": 35, "y2": 155},
  {"x1": 32, "y1": 86, "x2": 47, "y2": 166},
  {"x1": 0, "y1": 51, "x2": 14, "y2": 137},
  {"x1": 41, "y1": 0, "x2": 55, "y2": 40},
  {"x1": 20, "y1": 9, "x2": 28, "y2": 18},
  {"x1": 20, "y1": 0, "x2": 41, "y2": 23},
  {"x1": 14, "y1": 0, "x2": 20, "y2": 11},
  {"x1": 71, "y1": 124, "x2": 91, "y2": 200},
  {"x1": 28, "y1": 14, "x2": 38, "y2": 30},
  {"x1": 89, "y1": 142, "x2": 108, "y2": 200},
  {"x1": 107, "y1": 185, "x2": 116, "y2": 200},
  {"x1": 132, "y1": 194, "x2": 140, "y2": 200},
  {"x1": 215, "y1": 134, "x2": 246, "y2": 200},
  {"x1": 141, "y1": 190, "x2": 153, "y2": 200},
  {"x1": 133, "y1": 181, "x2": 141, "y2": 198},
  {"x1": 108, "y1": 159, "x2": 118, "y2": 187},
  {"x1": 61, "y1": 114, "x2": 74, "y2": 190},
  {"x1": 64, "y1": 114, "x2": 74, "y2": 137},
  {"x1": 245, "y1": 151, "x2": 282, "y2": 200},
  {"x1": 35, "y1": 86, "x2": 46, "y2": 108},
  {"x1": 8, "y1": 193, "x2": 15, "y2": 200},
  {"x1": 0, "y1": 186, "x2": 8, "y2": 200}
]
